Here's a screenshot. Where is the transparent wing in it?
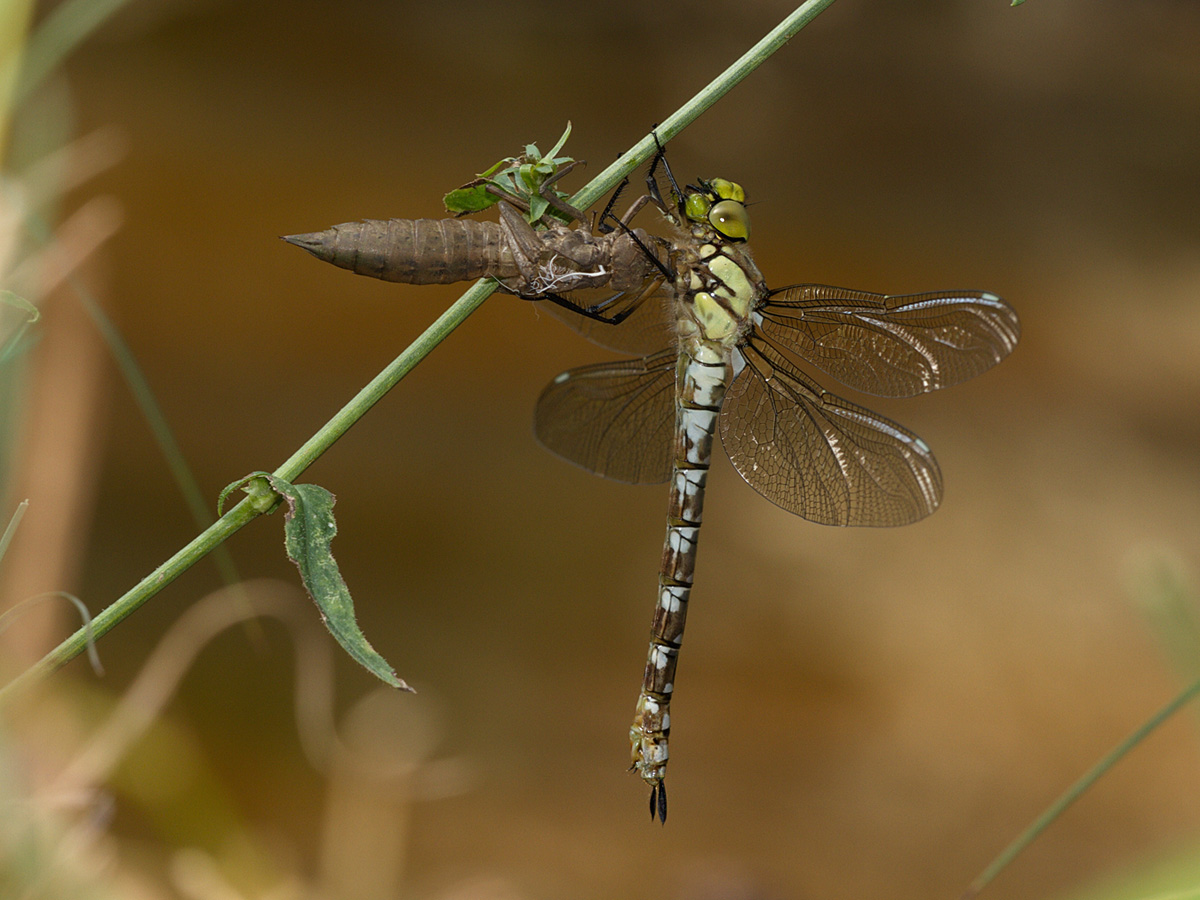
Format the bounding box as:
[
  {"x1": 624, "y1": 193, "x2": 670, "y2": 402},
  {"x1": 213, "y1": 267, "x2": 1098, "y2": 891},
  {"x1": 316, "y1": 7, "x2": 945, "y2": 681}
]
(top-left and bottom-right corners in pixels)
[
  {"x1": 534, "y1": 348, "x2": 676, "y2": 484},
  {"x1": 536, "y1": 277, "x2": 677, "y2": 356},
  {"x1": 758, "y1": 285, "x2": 1019, "y2": 398},
  {"x1": 720, "y1": 339, "x2": 942, "y2": 526}
]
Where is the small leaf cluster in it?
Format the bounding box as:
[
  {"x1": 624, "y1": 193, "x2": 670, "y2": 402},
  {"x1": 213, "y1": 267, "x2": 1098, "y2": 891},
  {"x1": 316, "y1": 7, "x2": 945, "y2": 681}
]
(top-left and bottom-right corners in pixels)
[{"x1": 443, "y1": 122, "x2": 576, "y2": 225}]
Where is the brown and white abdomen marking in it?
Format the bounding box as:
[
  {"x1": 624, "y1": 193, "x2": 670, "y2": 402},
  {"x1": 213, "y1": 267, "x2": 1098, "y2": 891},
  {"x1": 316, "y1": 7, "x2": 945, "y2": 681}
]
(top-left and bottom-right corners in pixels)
[
  {"x1": 629, "y1": 237, "x2": 764, "y2": 817},
  {"x1": 629, "y1": 351, "x2": 726, "y2": 789}
]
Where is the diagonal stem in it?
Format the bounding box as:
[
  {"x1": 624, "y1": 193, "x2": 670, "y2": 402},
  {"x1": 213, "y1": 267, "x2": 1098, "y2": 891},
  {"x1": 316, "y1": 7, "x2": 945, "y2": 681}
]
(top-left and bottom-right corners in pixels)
[
  {"x1": 961, "y1": 676, "x2": 1200, "y2": 898},
  {"x1": 0, "y1": 0, "x2": 840, "y2": 698}
]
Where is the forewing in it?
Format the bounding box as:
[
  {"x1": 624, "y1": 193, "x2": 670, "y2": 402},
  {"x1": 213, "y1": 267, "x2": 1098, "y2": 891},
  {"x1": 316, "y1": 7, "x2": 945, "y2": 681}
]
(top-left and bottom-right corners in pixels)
[
  {"x1": 720, "y1": 341, "x2": 943, "y2": 526},
  {"x1": 758, "y1": 285, "x2": 1019, "y2": 398},
  {"x1": 534, "y1": 348, "x2": 676, "y2": 484},
  {"x1": 537, "y1": 278, "x2": 676, "y2": 356}
]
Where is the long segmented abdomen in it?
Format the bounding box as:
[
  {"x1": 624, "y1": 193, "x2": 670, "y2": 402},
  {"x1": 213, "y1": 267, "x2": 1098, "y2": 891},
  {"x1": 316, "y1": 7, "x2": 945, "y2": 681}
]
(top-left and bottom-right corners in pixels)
[
  {"x1": 630, "y1": 345, "x2": 728, "y2": 822},
  {"x1": 283, "y1": 218, "x2": 520, "y2": 284}
]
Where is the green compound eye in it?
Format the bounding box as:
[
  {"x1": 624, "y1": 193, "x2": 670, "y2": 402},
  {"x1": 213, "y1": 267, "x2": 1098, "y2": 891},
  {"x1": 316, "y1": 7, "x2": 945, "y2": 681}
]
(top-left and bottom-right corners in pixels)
[
  {"x1": 708, "y1": 199, "x2": 750, "y2": 241},
  {"x1": 707, "y1": 178, "x2": 745, "y2": 204},
  {"x1": 684, "y1": 192, "x2": 711, "y2": 221}
]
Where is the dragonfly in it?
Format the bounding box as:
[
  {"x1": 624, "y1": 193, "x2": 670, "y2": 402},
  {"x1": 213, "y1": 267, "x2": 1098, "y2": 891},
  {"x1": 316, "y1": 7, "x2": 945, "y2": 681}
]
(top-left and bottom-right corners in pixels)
[{"x1": 283, "y1": 147, "x2": 1020, "y2": 822}]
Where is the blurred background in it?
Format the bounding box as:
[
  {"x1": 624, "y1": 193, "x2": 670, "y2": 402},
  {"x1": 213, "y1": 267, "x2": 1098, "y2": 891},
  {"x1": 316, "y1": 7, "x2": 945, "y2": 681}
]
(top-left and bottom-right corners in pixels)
[{"x1": 3, "y1": 0, "x2": 1200, "y2": 898}]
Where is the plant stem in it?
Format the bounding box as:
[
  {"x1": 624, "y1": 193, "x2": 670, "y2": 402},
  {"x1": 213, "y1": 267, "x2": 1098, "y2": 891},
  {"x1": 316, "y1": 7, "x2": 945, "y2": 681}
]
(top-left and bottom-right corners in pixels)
[
  {"x1": 0, "y1": 0, "x2": 839, "y2": 698},
  {"x1": 568, "y1": 0, "x2": 839, "y2": 214},
  {"x1": 0, "y1": 500, "x2": 260, "y2": 699},
  {"x1": 272, "y1": 279, "x2": 496, "y2": 481},
  {"x1": 961, "y1": 676, "x2": 1200, "y2": 898}
]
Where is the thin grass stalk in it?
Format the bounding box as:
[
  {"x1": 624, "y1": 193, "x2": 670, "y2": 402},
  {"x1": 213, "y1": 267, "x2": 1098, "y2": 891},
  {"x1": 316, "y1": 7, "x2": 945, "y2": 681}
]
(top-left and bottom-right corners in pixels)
[{"x1": 961, "y1": 676, "x2": 1200, "y2": 898}]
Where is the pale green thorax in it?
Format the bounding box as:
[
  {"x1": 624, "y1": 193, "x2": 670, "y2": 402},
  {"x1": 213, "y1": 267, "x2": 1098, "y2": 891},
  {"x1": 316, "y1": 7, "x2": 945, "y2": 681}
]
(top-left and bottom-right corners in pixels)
[{"x1": 675, "y1": 178, "x2": 760, "y2": 343}]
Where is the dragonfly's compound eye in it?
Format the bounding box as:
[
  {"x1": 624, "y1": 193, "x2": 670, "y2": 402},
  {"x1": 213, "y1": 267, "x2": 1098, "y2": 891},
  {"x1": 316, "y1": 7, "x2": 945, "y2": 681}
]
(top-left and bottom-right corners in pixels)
[
  {"x1": 708, "y1": 199, "x2": 750, "y2": 241},
  {"x1": 707, "y1": 178, "x2": 746, "y2": 204},
  {"x1": 684, "y1": 191, "x2": 711, "y2": 222}
]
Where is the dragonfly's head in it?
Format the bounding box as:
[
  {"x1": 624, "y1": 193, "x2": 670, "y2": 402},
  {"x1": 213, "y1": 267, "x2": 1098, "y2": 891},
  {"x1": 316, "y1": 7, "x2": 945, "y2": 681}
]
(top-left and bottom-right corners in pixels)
[{"x1": 682, "y1": 178, "x2": 750, "y2": 242}]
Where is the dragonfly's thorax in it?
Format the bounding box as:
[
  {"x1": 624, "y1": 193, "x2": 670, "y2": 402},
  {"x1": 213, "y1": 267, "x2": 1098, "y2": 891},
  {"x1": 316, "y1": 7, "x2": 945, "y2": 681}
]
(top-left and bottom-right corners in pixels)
[
  {"x1": 672, "y1": 233, "x2": 766, "y2": 355},
  {"x1": 667, "y1": 178, "x2": 766, "y2": 355}
]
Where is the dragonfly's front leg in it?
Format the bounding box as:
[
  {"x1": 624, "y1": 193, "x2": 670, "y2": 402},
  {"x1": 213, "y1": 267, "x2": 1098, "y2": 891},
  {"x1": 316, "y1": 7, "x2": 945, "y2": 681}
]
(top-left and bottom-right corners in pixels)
[{"x1": 645, "y1": 132, "x2": 685, "y2": 217}]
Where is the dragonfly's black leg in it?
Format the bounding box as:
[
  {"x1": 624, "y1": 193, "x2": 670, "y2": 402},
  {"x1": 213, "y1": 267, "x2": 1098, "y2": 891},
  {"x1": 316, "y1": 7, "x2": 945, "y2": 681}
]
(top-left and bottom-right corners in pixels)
[
  {"x1": 595, "y1": 176, "x2": 631, "y2": 235},
  {"x1": 647, "y1": 131, "x2": 686, "y2": 218},
  {"x1": 536, "y1": 289, "x2": 641, "y2": 326},
  {"x1": 603, "y1": 214, "x2": 675, "y2": 284},
  {"x1": 645, "y1": 135, "x2": 670, "y2": 211}
]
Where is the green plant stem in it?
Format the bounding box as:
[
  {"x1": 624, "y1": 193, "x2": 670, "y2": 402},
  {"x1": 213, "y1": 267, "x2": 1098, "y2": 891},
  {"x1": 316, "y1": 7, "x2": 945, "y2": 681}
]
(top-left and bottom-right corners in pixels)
[
  {"x1": 78, "y1": 283, "x2": 243, "y2": 586},
  {"x1": 0, "y1": 282, "x2": 494, "y2": 700},
  {"x1": 0, "y1": 0, "x2": 839, "y2": 699},
  {"x1": 272, "y1": 279, "x2": 495, "y2": 480},
  {"x1": 568, "y1": 0, "x2": 839, "y2": 214},
  {"x1": 961, "y1": 675, "x2": 1200, "y2": 899},
  {"x1": 0, "y1": 499, "x2": 260, "y2": 699},
  {"x1": 0, "y1": 499, "x2": 29, "y2": 564}
]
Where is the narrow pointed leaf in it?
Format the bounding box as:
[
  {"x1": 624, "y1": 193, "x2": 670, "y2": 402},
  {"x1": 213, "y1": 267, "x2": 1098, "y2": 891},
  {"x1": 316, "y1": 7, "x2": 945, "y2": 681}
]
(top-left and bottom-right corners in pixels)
[
  {"x1": 272, "y1": 476, "x2": 411, "y2": 691},
  {"x1": 544, "y1": 121, "x2": 572, "y2": 161}
]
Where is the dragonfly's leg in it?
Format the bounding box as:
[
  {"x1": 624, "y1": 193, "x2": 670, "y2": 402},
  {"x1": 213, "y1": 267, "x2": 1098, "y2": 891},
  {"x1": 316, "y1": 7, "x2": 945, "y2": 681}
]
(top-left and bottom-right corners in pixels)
[
  {"x1": 599, "y1": 189, "x2": 660, "y2": 237},
  {"x1": 595, "y1": 177, "x2": 631, "y2": 234},
  {"x1": 538, "y1": 290, "x2": 634, "y2": 325},
  {"x1": 647, "y1": 131, "x2": 685, "y2": 217},
  {"x1": 645, "y1": 133, "x2": 672, "y2": 209},
  {"x1": 604, "y1": 215, "x2": 675, "y2": 284},
  {"x1": 644, "y1": 173, "x2": 665, "y2": 213}
]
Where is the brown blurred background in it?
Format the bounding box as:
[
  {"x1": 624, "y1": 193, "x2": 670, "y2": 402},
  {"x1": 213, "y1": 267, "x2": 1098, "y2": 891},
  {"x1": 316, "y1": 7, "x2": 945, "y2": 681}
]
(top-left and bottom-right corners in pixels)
[{"x1": 4, "y1": 0, "x2": 1200, "y2": 898}]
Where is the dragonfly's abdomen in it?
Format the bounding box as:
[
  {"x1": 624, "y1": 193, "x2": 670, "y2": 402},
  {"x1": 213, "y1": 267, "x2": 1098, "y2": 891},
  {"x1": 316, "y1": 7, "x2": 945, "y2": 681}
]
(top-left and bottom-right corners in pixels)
[
  {"x1": 631, "y1": 345, "x2": 727, "y2": 813},
  {"x1": 283, "y1": 218, "x2": 520, "y2": 284}
]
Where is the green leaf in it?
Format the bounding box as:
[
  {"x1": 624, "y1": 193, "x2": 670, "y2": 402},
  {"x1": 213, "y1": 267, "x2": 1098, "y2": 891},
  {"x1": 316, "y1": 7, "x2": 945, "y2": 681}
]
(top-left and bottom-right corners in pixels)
[
  {"x1": 528, "y1": 194, "x2": 549, "y2": 225},
  {"x1": 269, "y1": 475, "x2": 411, "y2": 691},
  {"x1": 543, "y1": 121, "x2": 572, "y2": 161},
  {"x1": 219, "y1": 471, "x2": 279, "y2": 515},
  {"x1": 478, "y1": 156, "x2": 514, "y2": 178},
  {"x1": 442, "y1": 126, "x2": 577, "y2": 221},
  {"x1": 518, "y1": 162, "x2": 538, "y2": 193},
  {"x1": 443, "y1": 185, "x2": 499, "y2": 214}
]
